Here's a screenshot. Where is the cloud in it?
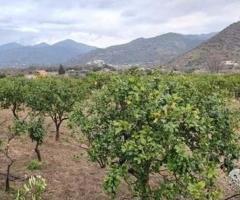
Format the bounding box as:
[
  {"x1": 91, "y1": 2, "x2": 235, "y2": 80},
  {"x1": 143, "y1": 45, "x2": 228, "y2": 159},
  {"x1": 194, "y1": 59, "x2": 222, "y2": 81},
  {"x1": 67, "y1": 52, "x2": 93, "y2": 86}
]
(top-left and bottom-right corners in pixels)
[{"x1": 0, "y1": 0, "x2": 239, "y2": 47}]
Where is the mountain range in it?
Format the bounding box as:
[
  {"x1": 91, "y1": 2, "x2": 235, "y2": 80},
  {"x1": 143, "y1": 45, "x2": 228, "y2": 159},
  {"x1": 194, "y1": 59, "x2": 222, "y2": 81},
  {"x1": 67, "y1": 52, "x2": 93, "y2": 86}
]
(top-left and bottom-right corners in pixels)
[
  {"x1": 0, "y1": 40, "x2": 96, "y2": 67},
  {"x1": 70, "y1": 33, "x2": 215, "y2": 66},
  {"x1": 0, "y1": 33, "x2": 215, "y2": 68},
  {"x1": 0, "y1": 20, "x2": 240, "y2": 71},
  {"x1": 170, "y1": 21, "x2": 240, "y2": 71}
]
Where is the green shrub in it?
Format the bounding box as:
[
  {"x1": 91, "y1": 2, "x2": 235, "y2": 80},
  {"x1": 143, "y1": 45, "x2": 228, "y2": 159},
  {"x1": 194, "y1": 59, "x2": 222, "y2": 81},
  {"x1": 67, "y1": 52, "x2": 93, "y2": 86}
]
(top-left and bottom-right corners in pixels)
[
  {"x1": 27, "y1": 160, "x2": 42, "y2": 171},
  {"x1": 72, "y1": 74, "x2": 239, "y2": 200},
  {"x1": 15, "y1": 175, "x2": 47, "y2": 200}
]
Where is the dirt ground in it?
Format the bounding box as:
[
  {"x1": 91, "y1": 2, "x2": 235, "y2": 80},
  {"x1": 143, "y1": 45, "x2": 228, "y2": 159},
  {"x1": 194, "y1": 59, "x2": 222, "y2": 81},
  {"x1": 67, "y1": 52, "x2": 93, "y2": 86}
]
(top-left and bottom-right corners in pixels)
[
  {"x1": 0, "y1": 108, "x2": 239, "y2": 200},
  {"x1": 0, "y1": 109, "x2": 130, "y2": 200}
]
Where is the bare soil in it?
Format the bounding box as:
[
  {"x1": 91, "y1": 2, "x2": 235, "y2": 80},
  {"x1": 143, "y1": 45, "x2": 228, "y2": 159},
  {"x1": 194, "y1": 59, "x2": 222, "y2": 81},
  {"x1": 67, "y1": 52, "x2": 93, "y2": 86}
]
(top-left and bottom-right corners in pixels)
[{"x1": 0, "y1": 109, "x2": 130, "y2": 200}]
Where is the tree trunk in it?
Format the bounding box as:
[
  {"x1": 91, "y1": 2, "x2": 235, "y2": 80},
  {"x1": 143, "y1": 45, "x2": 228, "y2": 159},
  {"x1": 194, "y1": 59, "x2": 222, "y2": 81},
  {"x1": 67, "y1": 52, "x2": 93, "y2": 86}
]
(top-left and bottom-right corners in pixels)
[
  {"x1": 5, "y1": 135, "x2": 15, "y2": 192},
  {"x1": 97, "y1": 158, "x2": 106, "y2": 168},
  {"x1": 35, "y1": 142, "x2": 41, "y2": 162},
  {"x1": 12, "y1": 103, "x2": 19, "y2": 120},
  {"x1": 138, "y1": 164, "x2": 151, "y2": 200},
  {"x1": 55, "y1": 122, "x2": 61, "y2": 141},
  {"x1": 5, "y1": 160, "x2": 14, "y2": 192},
  {"x1": 139, "y1": 175, "x2": 150, "y2": 200}
]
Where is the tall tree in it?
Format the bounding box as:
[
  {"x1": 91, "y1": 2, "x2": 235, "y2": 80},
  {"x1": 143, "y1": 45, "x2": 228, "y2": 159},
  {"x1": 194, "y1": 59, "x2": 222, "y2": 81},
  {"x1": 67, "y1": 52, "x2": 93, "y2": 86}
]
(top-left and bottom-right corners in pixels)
[
  {"x1": 0, "y1": 78, "x2": 28, "y2": 191},
  {"x1": 27, "y1": 78, "x2": 78, "y2": 141},
  {"x1": 58, "y1": 64, "x2": 65, "y2": 75},
  {"x1": 27, "y1": 116, "x2": 46, "y2": 161},
  {"x1": 72, "y1": 74, "x2": 239, "y2": 199},
  {"x1": 0, "y1": 78, "x2": 28, "y2": 119}
]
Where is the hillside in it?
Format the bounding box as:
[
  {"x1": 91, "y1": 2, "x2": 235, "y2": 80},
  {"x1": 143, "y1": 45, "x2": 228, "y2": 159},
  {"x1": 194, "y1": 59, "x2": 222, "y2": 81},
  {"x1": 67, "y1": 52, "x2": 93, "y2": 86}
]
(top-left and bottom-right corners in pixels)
[
  {"x1": 70, "y1": 33, "x2": 214, "y2": 66},
  {"x1": 0, "y1": 40, "x2": 97, "y2": 67},
  {"x1": 170, "y1": 21, "x2": 240, "y2": 71}
]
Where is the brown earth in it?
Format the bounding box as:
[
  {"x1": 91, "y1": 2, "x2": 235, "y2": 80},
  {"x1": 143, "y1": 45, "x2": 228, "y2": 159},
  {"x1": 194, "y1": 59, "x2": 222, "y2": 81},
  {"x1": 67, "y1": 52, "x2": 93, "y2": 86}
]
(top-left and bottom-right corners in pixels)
[{"x1": 0, "y1": 109, "x2": 130, "y2": 200}]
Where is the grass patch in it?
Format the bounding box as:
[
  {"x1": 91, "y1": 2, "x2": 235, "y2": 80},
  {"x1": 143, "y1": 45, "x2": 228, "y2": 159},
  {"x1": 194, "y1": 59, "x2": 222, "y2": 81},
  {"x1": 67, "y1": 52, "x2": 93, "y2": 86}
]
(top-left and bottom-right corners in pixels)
[{"x1": 27, "y1": 159, "x2": 42, "y2": 171}]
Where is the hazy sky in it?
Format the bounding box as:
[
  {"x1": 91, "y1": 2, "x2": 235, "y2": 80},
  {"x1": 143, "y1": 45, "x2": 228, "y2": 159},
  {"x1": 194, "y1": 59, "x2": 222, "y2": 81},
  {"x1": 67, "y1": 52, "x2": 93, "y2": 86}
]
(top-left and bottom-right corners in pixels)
[{"x1": 0, "y1": 0, "x2": 239, "y2": 47}]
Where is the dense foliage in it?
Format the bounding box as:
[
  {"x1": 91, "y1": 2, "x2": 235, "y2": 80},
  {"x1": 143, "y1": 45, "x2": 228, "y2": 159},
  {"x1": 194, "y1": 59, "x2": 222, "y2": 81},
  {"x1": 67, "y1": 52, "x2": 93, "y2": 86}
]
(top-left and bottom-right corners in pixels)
[
  {"x1": 72, "y1": 73, "x2": 240, "y2": 199},
  {"x1": 27, "y1": 117, "x2": 46, "y2": 161},
  {"x1": 0, "y1": 77, "x2": 29, "y2": 119},
  {"x1": 0, "y1": 71, "x2": 240, "y2": 199},
  {"x1": 26, "y1": 77, "x2": 79, "y2": 140}
]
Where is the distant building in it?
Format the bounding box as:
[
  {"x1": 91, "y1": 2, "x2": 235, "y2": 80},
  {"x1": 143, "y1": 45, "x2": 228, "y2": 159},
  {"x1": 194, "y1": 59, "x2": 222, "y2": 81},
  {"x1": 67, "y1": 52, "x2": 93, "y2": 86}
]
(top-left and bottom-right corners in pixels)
[
  {"x1": 48, "y1": 72, "x2": 58, "y2": 76},
  {"x1": 222, "y1": 60, "x2": 239, "y2": 69},
  {"x1": 25, "y1": 70, "x2": 48, "y2": 79},
  {"x1": 87, "y1": 60, "x2": 106, "y2": 67},
  {"x1": 66, "y1": 69, "x2": 88, "y2": 77},
  {"x1": 34, "y1": 70, "x2": 48, "y2": 77}
]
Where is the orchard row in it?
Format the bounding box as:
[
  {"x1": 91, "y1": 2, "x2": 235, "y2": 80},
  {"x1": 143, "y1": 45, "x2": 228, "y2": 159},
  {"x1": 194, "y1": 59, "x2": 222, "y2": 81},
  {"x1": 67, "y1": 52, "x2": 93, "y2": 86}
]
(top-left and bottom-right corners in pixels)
[{"x1": 0, "y1": 70, "x2": 240, "y2": 199}]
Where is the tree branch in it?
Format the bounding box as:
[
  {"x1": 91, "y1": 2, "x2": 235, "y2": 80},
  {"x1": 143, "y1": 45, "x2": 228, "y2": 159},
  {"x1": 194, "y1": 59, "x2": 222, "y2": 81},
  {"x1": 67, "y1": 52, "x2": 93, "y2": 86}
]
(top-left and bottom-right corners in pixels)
[
  {"x1": 224, "y1": 194, "x2": 240, "y2": 200},
  {"x1": 0, "y1": 173, "x2": 27, "y2": 182}
]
